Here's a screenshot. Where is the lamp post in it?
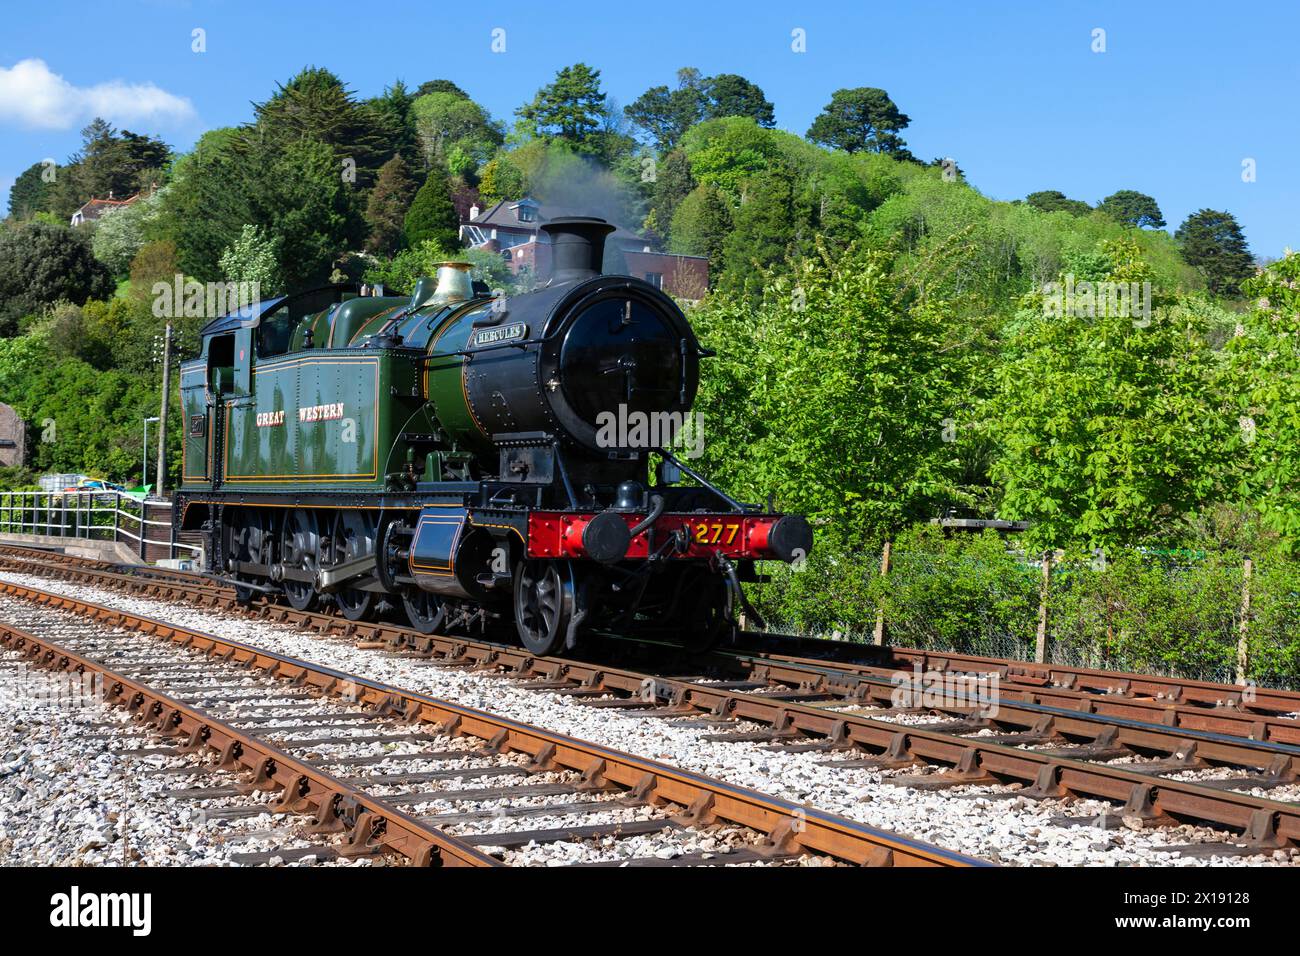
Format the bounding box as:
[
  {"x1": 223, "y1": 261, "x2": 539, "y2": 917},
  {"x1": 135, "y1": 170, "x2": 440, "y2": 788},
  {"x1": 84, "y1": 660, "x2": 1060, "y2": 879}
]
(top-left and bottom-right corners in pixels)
[{"x1": 143, "y1": 416, "x2": 160, "y2": 491}]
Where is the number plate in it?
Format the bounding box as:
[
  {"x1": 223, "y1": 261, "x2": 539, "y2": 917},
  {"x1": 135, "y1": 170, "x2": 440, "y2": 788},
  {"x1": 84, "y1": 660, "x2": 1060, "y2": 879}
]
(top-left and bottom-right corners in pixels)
[{"x1": 690, "y1": 520, "x2": 742, "y2": 547}]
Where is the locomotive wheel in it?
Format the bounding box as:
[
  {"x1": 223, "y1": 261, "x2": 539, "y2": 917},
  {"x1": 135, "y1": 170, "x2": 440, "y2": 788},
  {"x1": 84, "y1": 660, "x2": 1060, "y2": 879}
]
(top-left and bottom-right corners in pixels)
[
  {"x1": 280, "y1": 509, "x2": 320, "y2": 611},
  {"x1": 402, "y1": 588, "x2": 446, "y2": 635},
  {"x1": 682, "y1": 574, "x2": 733, "y2": 653},
  {"x1": 332, "y1": 512, "x2": 375, "y2": 622},
  {"x1": 224, "y1": 508, "x2": 255, "y2": 605},
  {"x1": 514, "y1": 560, "x2": 573, "y2": 656}
]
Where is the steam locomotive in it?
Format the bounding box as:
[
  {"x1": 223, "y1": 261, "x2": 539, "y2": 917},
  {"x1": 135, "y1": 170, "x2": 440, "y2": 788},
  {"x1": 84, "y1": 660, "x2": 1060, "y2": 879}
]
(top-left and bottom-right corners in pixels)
[{"x1": 174, "y1": 217, "x2": 812, "y2": 654}]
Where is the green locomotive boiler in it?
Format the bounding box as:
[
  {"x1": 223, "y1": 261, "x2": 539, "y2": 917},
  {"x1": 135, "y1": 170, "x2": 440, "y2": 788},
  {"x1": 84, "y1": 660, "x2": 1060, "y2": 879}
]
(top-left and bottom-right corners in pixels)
[{"x1": 175, "y1": 217, "x2": 812, "y2": 654}]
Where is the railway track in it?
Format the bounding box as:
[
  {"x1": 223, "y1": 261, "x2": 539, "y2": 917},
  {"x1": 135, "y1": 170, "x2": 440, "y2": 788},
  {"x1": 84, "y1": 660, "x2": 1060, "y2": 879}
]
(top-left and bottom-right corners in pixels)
[
  {"x1": 0, "y1": 579, "x2": 976, "y2": 867},
  {"x1": 1, "y1": 544, "x2": 1298, "y2": 860}
]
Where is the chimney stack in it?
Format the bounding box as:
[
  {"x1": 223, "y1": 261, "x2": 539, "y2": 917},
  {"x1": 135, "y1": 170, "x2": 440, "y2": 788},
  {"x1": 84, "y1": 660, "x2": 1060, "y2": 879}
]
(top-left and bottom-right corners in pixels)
[{"x1": 542, "y1": 216, "x2": 615, "y2": 285}]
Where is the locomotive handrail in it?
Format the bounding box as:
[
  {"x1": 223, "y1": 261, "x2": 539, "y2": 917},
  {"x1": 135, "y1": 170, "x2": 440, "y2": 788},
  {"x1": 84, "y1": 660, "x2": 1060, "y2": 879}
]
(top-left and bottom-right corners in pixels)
[{"x1": 654, "y1": 448, "x2": 747, "y2": 514}]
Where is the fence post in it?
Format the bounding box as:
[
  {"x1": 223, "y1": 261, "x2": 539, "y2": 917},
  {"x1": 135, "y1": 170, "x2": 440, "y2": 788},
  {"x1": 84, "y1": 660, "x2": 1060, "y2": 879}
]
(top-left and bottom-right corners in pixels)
[
  {"x1": 872, "y1": 540, "x2": 892, "y2": 646},
  {"x1": 1034, "y1": 550, "x2": 1051, "y2": 664},
  {"x1": 1236, "y1": 556, "x2": 1253, "y2": 685}
]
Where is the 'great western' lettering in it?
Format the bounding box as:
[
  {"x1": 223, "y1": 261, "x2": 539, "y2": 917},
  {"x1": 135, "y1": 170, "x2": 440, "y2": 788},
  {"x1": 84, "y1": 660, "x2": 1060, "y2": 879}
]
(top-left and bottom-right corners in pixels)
[{"x1": 298, "y1": 403, "x2": 345, "y2": 423}]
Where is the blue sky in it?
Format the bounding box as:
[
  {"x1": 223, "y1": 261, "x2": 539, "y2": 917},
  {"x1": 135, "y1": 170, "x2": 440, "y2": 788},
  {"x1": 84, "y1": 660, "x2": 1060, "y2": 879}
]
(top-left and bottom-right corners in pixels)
[{"x1": 1, "y1": 0, "x2": 1295, "y2": 255}]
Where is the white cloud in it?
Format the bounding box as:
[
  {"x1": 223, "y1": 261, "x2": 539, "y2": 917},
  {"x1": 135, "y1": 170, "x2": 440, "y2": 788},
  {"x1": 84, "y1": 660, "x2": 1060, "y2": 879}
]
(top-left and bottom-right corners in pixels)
[{"x1": 0, "y1": 58, "x2": 196, "y2": 130}]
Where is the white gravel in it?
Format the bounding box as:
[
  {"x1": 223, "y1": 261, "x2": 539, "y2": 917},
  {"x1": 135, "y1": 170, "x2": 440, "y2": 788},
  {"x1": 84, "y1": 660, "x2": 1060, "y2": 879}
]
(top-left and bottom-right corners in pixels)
[
  {"x1": 0, "y1": 568, "x2": 1296, "y2": 867},
  {"x1": 0, "y1": 593, "x2": 800, "y2": 867}
]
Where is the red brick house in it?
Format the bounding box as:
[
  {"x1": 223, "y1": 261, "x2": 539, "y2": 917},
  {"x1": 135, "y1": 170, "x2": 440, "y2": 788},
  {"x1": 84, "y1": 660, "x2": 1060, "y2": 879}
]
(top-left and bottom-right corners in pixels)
[{"x1": 460, "y1": 198, "x2": 709, "y2": 301}]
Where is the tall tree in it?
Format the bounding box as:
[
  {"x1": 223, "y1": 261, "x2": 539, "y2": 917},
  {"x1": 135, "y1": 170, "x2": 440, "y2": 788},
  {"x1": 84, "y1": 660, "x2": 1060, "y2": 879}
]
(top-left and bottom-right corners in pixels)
[
  {"x1": 516, "y1": 63, "x2": 608, "y2": 152},
  {"x1": 1097, "y1": 189, "x2": 1165, "y2": 228},
  {"x1": 1229, "y1": 252, "x2": 1300, "y2": 547},
  {"x1": 720, "y1": 163, "x2": 800, "y2": 297},
  {"x1": 51, "y1": 119, "x2": 171, "y2": 219},
  {"x1": 806, "y1": 87, "x2": 911, "y2": 155},
  {"x1": 365, "y1": 80, "x2": 421, "y2": 170},
  {"x1": 1176, "y1": 208, "x2": 1254, "y2": 297},
  {"x1": 1025, "y1": 190, "x2": 1092, "y2": 216},
  {"x1": 648, "y1": 148, "x2": 696, "y2": 242},
  {"x1": 416, "y1": 79, "x2": 469, "y2": 99},
  {"x1": 984, "y1": 239, "x2": 1230, "y2": 548},
  {"x1": 411, "y1": 91, "x2": 502, "y2": 174},
  {"x1": 7, "y1": 161, "x2": 55, "y2": 219},
  {"x1": 669, "y1": 183, "x2": 731, "y2": 271},
  {"x1": 476, "y1": 155, "x2": 528, "y2": 206},
  {"x1": 250, "y1": 67, "x2": 392, "y2": 189},
  {"x1": 624, "y1": 68, "x2": 707, "y2": 151},
  {"x1": 365, "y1": 155, "x2": 419, "y2": 254},
  {"x1": 704, "y1": 74, "x2": 775, "y2": 127},
  {"x1": 404, "y1": 163, "x2": 460, "y2": 250}
]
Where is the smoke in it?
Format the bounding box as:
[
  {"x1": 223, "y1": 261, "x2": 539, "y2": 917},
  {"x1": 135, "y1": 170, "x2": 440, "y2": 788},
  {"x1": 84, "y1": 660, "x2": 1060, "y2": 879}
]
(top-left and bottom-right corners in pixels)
[{"x1": 527, "y1": 149, "x2": 648, "y2": 271}]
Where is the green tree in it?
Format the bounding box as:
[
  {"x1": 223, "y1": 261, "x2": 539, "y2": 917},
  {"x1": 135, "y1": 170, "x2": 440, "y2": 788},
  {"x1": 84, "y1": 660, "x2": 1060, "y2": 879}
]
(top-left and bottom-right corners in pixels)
[
  {"x1": 416, "y1": 79, "x2": 468, "y2": 99},
  {"x1": 51, "y1": 119, "x2": 170, "y2": 220},
  {"x1": 364, "y1": 155, "x2": 419, "y2": 254},
  {"x1": 1226, "y1": 252, "x2": 1300, "y2": 547},
  {"x1": 515, "y1": 63, "x2": 608, "y2": 152},
  {"x1": 719, "y1": 163, "x2": 802, "y2": 297},
  {"x1": 984, "y1": 239, "x2": 1232, "y2": 548},
  {"x1": 1097, "y1": 189, "x2": 1166, "y2": 228},
  {"x1": 250, "y1": 67, "x2": 392, "y2": 190},
  {"x1": 365, "y1": 79, "x2": 421, "y2": 170},
  {"x1": 0, "y1": 222, "x2": 114, "y2": 334},
  {"x1": 625, "y1": 68, "x2": 707, "y2": 151},
  {"x1": 806, "y1": 87, "x2": 911, "y2": 155},
  {"x1": 246, "y1": 137, "x2": 366, "y2": 288},
  {"x1": 476, "y1": 154, "x2": 528, "y2": 205},
  {"x1": 693, "y1": 240, "x2": 966, "y2": 546},
  {"x1": 1175, "y1": 208, "x2": 1254, "y2": 297},
  {"x1": 668, "y1": 183, "x2": 731, "y2": 271},
  {"x1": 7, "y1": 161, "x2": 56, "y2": 219},
  {"x1": 411, "y1": 91, "x2": 502, "y2": 173},
  {"x1": 404, "y1": 163, "x2": 460, "y2": 250},
  {"x1": 1025, "y1": 190, "x2": 1092, "y2": 216},
  {"x1": 647, "y1": 148, "x2": 696, "y2": 241},
  {"x1": 704, "y1": 74, "x2": 775, "y2": 127}
]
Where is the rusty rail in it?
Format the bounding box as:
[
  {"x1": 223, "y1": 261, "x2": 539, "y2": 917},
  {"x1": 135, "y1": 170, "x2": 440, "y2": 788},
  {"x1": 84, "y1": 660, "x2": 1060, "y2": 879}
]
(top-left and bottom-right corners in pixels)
[
  {"x1": 0, "y1": 579, "x2": 980, "y2": 867},
  {"x1": 3, "y1": 547, "x2": 1298, "y2": 850}
]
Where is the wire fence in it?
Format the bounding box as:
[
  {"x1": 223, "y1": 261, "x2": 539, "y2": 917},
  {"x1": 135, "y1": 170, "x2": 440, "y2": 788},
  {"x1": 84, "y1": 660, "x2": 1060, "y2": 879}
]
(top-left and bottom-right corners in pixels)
[{"x1": 750, "y1": 533, "x2": 1300, "y2": 690}]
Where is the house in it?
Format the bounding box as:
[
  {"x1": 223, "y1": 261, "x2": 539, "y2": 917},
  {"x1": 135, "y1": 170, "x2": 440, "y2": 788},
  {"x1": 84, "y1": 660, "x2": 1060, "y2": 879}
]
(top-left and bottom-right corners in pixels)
[
  {"x1": 460, "y1": 198, "x2": 709, "y2": 301},
  {"x1": 70, "y1": 191, "x2": 140, "y2": 226}
]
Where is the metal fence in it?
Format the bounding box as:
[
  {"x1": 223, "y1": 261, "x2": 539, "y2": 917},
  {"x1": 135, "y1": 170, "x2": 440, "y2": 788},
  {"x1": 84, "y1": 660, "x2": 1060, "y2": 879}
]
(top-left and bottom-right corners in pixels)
[
  {"x1": 750, "y1": 539, "x2": 1300, "y2": 691},
  {"x1": 0, "y1": 490, "x2": 201, "y2": 562}
]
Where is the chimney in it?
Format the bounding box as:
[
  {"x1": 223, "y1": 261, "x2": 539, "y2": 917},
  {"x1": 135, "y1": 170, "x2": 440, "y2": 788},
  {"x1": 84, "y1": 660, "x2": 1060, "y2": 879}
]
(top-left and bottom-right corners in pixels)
[
  {"x1": 542, "y1": 217, "x2": 615, "y2": 284},
  {"x1": 469, "y1": 203, "x2": 480, "y2": 221}
]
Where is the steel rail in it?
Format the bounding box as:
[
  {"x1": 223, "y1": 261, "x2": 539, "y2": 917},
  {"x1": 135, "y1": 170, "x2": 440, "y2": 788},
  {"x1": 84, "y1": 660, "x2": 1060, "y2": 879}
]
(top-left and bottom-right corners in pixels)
[
  {"x1": 0, "y1": 620, "x2": 500, "y2": 867},
  {"x1": 735, "y1": 629, "x2": 1300, "y2": 716},
  {"x1": 3, "y1": 548, "x2": 1298, "y2": 848},
  {"x1": 4, "y1": 547, "x2": 1297, "y2": 750},
  {"x1": 0, "y1": 580, "x2": 979, "y2": 867},
  {"x1": 6, "y1": 542, "x2": 1298, "y2": 717}
]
